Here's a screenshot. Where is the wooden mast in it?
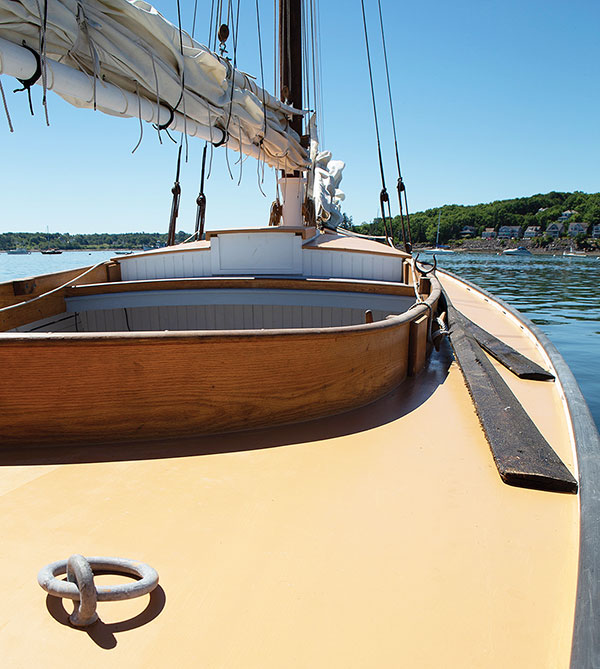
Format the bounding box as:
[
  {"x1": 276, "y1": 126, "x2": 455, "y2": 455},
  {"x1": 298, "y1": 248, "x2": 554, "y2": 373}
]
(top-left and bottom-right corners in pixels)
[
  {"x1": 279, "y1": 0, "x2": 303, "y2": 140},
  {"x1": 278, "y1": 0, "x2": 305, "y2": 226}
]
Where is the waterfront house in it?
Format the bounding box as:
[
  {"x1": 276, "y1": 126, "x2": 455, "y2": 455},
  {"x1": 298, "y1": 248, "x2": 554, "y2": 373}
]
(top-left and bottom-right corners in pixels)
[
  {"x1": 461, "y1": 225, "x2": 477, "y2": 238},
  {"x1": 568, "y1": 222, "x2": 589, "y2": 237},
  {"x1": 592, "y1": 224, "x2": 600, "y2": 239},
  {"x1": 497, "y1": 225, "x2": 522, "y2": 239},
  {"x1": 545, "y1": 222, "x2": 564, "y2": 238},
  {"x1": 558, "y1": 210, "x2": 577, "y2": 222},
  {"x1": 481, "y1": 228, "x2": 496, "y2": 239},
  {"x1": 524, "y1": 225, "x2": 542, "y2": 239}
]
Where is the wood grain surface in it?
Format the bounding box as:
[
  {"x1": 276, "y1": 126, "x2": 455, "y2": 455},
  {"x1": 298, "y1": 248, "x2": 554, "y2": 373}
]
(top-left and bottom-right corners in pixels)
[{"x1": 0, "y1": 319, "x2": 416, "y2": 445}]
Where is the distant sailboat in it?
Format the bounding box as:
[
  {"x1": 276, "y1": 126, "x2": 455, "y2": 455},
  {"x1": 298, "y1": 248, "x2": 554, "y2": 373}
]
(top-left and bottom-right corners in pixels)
[
  {"x1": 563, "y1": 247, "x2": 587, "y2": 257},
  {"x1": 419, "y1": 210, "x2": 455, "y2": 255}
]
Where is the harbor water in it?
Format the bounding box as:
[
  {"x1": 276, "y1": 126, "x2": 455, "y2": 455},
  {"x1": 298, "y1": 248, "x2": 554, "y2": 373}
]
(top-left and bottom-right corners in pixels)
[
  {"x1": 432, "y1": 252, "x2": 600, "y2": 430},
  {"x1": 2, "y1": 249, "x2": 599, "y2": 430}
]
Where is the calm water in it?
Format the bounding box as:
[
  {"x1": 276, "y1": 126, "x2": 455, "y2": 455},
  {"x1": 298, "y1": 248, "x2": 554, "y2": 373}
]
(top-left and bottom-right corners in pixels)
[
  {"x1": 433, "y1": 252, "x2": 600, "y2": 430},
  {"x1": 2, "y1": 250, "x2": 599, "y2": 429}
]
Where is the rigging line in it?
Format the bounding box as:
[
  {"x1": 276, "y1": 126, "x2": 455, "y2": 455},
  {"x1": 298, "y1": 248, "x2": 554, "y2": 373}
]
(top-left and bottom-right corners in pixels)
[
  {"x1": 222, "y1": 0, "x2": 241, "y2": 180},
  {"x1": 359, "y1": 0, "x2": 386, "y2": 190},
  {"x1": 376, "y1": 0, "x2": 402, "y2": 179},
  {"x1": 273, "y1": 0, "x2": 278, "y2": 95},
  {"x1": 301, "y1": 0, "x2": 310, "y2": 119},
  {"x1": 194, "y1": 142, "x2": 208, "y2": 240},
  {"x1": 359, "y1": 0, "x2": 391, "y2": 243},
  {"x1": 208, "y1": 0, "x2": 216, "y2": 49},
  {"x1": 285, "y1": 0, "x2": 292, "y2": 102},
  {"x1": 33, "y1": 0, "x2": 50, "y2": 125},
  {"x1": 255, "y1": 0, "x2": 269, "y2": 149},
  {"x1": 167, "y1": 144, "x2": 183, "y2": 246},
  {"x1": 314, "y1": 0, "x2": 325, "y2": 145},
  {"x1": 216, "y1": 0, "x2": 224, "y2": 50},
  {"x1": 309, "y1": 0, "x2": 317, "y2": 118},
  {"x1": 191, "y1": 0, "x2": 199, "y2": 39},
  {"x1": 376, "y1": 0, "x2": 411, "y2": 250},
  {"x1": 41, "y1": 0, "x2": 49, "y2": 124},
  {"x1": 175, "y1": 0, "x2": 188, "y2": 160},
  {"x1": 0, "y1": 78, "x2": 14, "y2": 132},
  {"x1": 228, "y1": 0, "x2": 234, "y2": 35}
]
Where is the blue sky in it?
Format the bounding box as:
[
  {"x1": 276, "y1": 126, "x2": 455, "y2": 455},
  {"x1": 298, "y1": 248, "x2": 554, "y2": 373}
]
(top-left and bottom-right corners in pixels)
[{"x1": 1, "y1": 0, "x2": 598, "y2": 234}]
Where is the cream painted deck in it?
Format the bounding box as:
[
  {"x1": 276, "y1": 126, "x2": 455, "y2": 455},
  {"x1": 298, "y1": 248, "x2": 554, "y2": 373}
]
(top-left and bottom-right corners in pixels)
[{"x1": 0, "y1": 276, "x2": 580, "y2": 668}]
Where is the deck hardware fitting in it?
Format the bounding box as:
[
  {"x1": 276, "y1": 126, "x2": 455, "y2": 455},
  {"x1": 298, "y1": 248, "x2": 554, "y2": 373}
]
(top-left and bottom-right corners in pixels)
[{"x1": 38, "y1": 555, "x2": 159, "y2": 627}]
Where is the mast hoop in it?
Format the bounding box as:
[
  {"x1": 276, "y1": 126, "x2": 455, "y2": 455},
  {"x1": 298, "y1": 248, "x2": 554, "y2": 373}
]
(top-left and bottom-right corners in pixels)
[{"x1": 12, "y1": 41, "x2": 41, "y2": 92}]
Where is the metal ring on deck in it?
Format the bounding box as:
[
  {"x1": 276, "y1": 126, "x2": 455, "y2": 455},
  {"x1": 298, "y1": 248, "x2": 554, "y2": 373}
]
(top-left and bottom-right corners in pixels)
[
  {"x1": 66, "y1": 554, "x2": 98, "y2": 626},
  {"x1": 38, "y1": 555, "x2": 159, "y2": 627}
]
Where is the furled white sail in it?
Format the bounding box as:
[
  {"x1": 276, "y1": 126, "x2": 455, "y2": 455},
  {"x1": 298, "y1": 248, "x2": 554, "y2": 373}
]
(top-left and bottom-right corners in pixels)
[
  {"x1": 0, "y1": 0, "x2": 307, "y2": 171},
  {"x1": 307, "y1": 115, "x2": 345, "y2": 227}
]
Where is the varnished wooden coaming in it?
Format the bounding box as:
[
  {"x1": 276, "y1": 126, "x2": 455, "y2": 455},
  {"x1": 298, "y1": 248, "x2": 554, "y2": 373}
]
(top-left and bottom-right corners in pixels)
[
  {"x1": 65, "y1": 276, "x2": 417, "y2": 298},
  {"x1": 0, "y1": 275, "x2": 439, "y2": 445}
]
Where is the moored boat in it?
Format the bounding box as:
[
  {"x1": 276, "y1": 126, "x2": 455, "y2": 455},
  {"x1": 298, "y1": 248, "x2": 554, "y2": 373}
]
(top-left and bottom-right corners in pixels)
[
  {"x1": 563, "y1": 247, "x2": 587, "y2": 257},
  {"x1": 418, "y1": 246, "x2": 455, "y2": 255},
  {"x1": 503, "y1": 246, "x2": 532, "y2": 256},
  {"x1": 0, "y1": 0, "x2": 599, "y2": 666},
  {"x1": 6, "y1": 248, "x2": 31, "y2": 254}
]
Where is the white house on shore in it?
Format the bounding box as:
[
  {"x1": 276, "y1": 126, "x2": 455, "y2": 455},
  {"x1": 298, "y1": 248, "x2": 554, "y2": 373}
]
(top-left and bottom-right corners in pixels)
[
  {"x1": 524, "y1": 225, "x2": 542, "y2": 239},
  {"x1": 592, "y1": 224, "x2": 600, "y2": 239},
  {"x1": 481, "y1": 228, "x2": 496, "y2": 239},
  {"x1": 558, "y1": 210, "x2": 578, "y2": 222},
  {"x1": 498, "y1": 225, "x2": 522, "y2": 239},
  {"x1": 568, "y1": 222, "x2": 589, "y2": 237},
  {"x1": 545, "y1": 222, "x2": 564, "y2": 238}
]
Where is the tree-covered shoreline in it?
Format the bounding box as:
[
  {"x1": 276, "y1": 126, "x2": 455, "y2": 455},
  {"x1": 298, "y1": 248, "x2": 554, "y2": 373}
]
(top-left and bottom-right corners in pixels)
[
  {"x1": 2, "y1": 191, "x2": 599, "y2": 251},
  {"x1": 354, "y1": 191, "x2": 600, "y2": 246},
  {"x1": 0, "y1": 231, "x2": 190, "y2": 251}
]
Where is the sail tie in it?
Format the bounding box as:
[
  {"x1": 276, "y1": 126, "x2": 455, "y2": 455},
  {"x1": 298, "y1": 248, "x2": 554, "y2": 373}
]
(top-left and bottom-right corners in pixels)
[
  {"x1": 75, "y1": 3, "x2": 101, "y2": 112},
  {"x1": 131, "y1": 80, "x2": 144, "y2": 154}
]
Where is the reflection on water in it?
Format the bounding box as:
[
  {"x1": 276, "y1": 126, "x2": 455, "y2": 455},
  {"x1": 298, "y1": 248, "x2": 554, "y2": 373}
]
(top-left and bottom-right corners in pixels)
[
  {"x1": 435, "y1": 252, "x2": 600, "y2": 430},
  {"x1": 2, "y1": 250, "x2": 599, "y2": 430}
]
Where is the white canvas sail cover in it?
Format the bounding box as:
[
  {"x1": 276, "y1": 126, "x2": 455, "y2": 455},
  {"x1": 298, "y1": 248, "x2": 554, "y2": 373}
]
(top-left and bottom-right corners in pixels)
[
  {"x1": 0, "y1": 0, "x2": 307, "y2": 171},
  {"x1": 307, "y1": 115, "x2": 345, "y2": 227}
]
